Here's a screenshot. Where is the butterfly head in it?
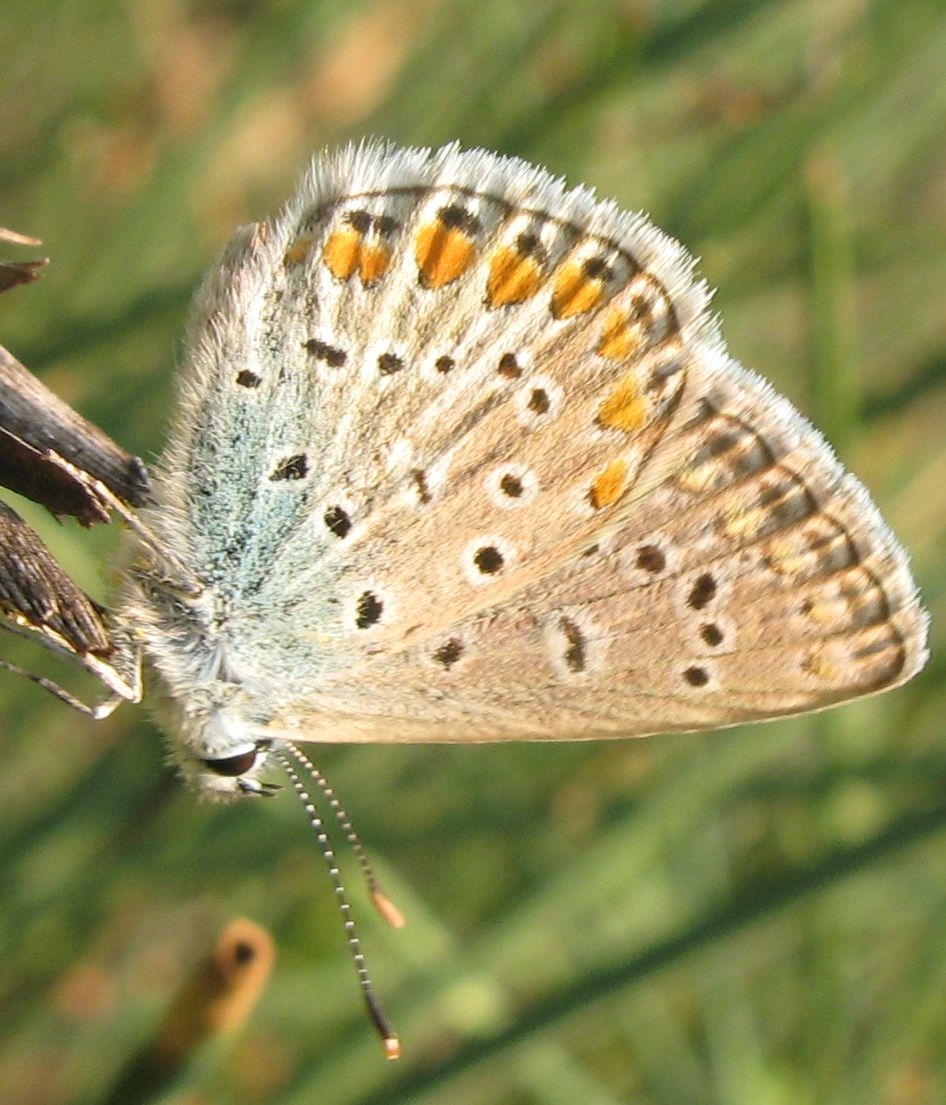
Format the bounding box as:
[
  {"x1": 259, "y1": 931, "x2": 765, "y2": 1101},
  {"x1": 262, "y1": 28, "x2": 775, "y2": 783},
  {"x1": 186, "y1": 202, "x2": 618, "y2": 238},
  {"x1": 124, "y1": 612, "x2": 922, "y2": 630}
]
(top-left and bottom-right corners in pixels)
[{"x1": 175, "y1": 704, "x2": 279, "y2": 800}]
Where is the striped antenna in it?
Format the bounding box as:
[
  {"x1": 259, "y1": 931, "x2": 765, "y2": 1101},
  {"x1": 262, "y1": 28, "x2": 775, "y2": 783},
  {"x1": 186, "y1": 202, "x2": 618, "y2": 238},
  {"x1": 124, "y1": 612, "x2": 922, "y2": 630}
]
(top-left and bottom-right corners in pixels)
[
  {"x1": 272, "y1": 747, "x2": 400, "y2": 1060},
  {"x1": 284, "y1": 741, "x2": 405, "y2": 929}
]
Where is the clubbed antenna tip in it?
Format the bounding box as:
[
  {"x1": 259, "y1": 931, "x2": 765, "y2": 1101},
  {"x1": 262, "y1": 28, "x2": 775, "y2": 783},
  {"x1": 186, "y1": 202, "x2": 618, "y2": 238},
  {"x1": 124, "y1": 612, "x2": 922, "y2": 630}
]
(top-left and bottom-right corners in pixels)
[{"x1": 372, "y1": 886, "x2": 406, "y2": 929}]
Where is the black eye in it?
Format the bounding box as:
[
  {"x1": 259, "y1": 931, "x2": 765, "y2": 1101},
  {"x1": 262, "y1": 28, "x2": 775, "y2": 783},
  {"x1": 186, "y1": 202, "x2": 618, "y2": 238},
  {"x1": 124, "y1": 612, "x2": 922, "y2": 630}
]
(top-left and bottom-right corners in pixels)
[{"x1": 202, "y1": 750, "x2": 258, "y2": 777}]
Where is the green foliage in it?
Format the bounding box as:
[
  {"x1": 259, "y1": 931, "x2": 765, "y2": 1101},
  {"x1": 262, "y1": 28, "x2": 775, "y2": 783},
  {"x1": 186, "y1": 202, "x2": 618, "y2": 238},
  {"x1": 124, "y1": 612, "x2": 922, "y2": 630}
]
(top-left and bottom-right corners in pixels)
[{"x1": 0, "y1": 1, "x2": 943, "y2": 1102}]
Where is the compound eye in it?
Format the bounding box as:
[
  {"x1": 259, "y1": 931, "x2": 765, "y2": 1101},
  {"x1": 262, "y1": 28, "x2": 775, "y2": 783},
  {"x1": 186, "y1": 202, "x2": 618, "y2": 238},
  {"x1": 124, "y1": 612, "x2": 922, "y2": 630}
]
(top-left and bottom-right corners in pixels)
[{"x1": 201, "y1": 749, "x2": 258, "y2": 777}]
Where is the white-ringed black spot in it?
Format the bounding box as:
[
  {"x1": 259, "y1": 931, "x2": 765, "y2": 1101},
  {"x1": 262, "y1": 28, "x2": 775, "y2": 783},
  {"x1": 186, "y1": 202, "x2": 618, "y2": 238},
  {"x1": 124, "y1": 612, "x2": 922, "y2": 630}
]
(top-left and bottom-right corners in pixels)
[
  {"x1": 528, "y1": 388, "x2": 550, "y2": 414},
  {"x1": 304, "y1": 339, "x2": 347, "y2": 367},
  {"x1": 701, "y1": 623, "x2": 723, "y2": 647},
  {"x1": 498, "y1": 353, "x2": 521, "y2": 379},
  {"x1": 270, "y1": 455, "x2": 309, "y2": 481},
  {"x1": 324, "y1": 505, "x2": 352, "y2": 538},
  {"x1": 236, "y1": 369, "x2": 261, "y2": 388},
  {"x1": 499, "y1": 473, "x2": 523, "y2": 498},
  {"x1": 433, "y1": 638, "x2": 464, "y2": 669},
  {"x1": 560, "y1": 616, "x2": 586, "y2": 673},
  {"x1": 684, "y1": 665, "x2": 709, "y2": 686},
  {"x1": 355, "y1": 591, "x2": 383, "y2": 629},
  {"x1": 636, "y1": 544, "x2": 666, "y2": 573},
  {"x1": 473, "y1": 545, "x2": 504, "y2": 575},
  {"x1": 378, "y1": 352, "x2": 404, "y2": 375},
  {"x1": 688, "y1": 573, "x2": 717, "y2": 610},
  {"x1": 486, "y1": 466, "x2": 537, "y2": 510},
  {"x1": 435, "y1": 355, "x2": 455, "y2": 374}
]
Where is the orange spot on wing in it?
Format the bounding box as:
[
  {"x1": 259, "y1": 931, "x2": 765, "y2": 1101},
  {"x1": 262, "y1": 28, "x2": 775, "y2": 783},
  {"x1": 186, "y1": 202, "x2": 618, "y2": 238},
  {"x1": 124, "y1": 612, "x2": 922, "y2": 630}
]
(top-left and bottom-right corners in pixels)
[
  {"x1": 358, "y1": 243, "x2": 392, "y2": 284},
  {"x1": 323, "y1": 229, "x2": 361, "y2": 280},
  {"x1": 487, "y1": 245, "x2": 543, "y2": 307},
  {"x1": 551, "y1": 262, "x2": 604, "y2": 319},
  {"x1": 414, "y1": 223, "x2": 476, "y2": 288},
  {"x1": 589, "y1": 458, "x2": 630, "y2": 509},
  {"x1": 597, "y1": 308, "x2": 643, "y2": 360},
  {"x1": 597, "y1": 371, "x2": 647, "y2": 432},
  {"x1": 284, "y1": 234, "x2": 315, "y2": 266}
]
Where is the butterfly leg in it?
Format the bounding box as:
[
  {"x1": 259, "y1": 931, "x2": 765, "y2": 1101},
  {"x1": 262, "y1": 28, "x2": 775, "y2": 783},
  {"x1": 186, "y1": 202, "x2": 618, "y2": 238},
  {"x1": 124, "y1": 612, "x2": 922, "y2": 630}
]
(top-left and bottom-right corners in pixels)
[
  {"x1": 0, "y1": 616, "x2": 143, "y2": 715},
  {"x1": 0, "y1": 654, "x2": 129, "y2": 718}
]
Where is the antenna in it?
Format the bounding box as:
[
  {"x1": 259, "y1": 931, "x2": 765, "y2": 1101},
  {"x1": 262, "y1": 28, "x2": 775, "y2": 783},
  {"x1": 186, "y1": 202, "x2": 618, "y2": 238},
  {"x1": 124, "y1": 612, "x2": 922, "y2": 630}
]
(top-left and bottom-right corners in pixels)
[
  {"x1": 271, "y1": 747, "x2": 401, "y2": 1060},
  {"x1": 284, "y1": 741, "x2": 405, "y2": 929}
]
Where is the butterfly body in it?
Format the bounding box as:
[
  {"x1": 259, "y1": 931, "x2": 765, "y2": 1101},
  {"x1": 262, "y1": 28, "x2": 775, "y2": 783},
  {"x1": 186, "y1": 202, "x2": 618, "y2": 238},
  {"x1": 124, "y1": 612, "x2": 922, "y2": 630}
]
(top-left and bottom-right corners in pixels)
[{"x1": 118, "y1": 141, "x2": 927, "y2": 798}]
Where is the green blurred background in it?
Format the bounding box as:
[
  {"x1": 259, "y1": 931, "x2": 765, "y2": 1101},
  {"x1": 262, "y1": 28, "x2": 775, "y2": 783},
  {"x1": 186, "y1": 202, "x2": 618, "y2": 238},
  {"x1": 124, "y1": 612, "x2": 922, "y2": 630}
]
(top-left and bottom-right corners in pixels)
[{"x1": 1, "y1": 1, "x2": 944, "y2": 1103}]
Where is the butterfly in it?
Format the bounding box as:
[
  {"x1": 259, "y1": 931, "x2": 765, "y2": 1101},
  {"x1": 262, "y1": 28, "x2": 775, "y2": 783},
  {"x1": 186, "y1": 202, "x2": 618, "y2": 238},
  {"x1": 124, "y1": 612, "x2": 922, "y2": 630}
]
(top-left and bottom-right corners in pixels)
[{"x1": 7, "y1": 143, "x2": 929, "y2": 1056}]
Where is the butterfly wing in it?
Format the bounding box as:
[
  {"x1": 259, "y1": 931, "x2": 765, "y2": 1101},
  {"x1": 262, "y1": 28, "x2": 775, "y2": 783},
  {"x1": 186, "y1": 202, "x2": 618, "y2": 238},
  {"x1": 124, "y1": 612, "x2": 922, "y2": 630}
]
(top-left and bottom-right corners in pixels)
[{"x1": 144, "y1": 142, "x2": 927, "y2": 742}]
